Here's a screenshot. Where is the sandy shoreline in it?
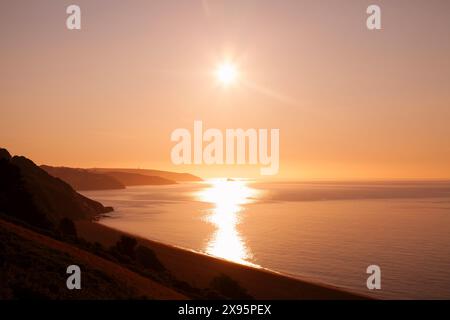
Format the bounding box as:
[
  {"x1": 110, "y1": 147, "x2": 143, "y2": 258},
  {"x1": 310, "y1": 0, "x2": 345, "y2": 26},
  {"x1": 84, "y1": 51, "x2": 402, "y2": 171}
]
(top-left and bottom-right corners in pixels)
[{"x1": 76, "y1": 221, "x2": 371, "y2": 300}]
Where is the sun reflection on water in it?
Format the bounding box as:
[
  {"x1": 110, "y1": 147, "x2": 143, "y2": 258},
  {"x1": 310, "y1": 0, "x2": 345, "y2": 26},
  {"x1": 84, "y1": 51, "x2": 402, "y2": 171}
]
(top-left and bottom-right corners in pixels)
[{"x1": 197, "y1": 179, "x2": 259, "y2": 266}]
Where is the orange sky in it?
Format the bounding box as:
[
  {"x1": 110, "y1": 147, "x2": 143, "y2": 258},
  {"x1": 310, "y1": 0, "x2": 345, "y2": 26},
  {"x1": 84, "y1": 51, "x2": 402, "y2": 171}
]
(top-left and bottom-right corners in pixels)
[{"x1": 1, "y1": 0, "x2": 450, "y2": 180}]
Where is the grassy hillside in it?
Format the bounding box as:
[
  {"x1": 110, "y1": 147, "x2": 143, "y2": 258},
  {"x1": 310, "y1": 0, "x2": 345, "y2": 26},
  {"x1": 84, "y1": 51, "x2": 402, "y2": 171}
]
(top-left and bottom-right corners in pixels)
[{"x1": 0, "y1": 219, "x2": 186, "y2": 299}]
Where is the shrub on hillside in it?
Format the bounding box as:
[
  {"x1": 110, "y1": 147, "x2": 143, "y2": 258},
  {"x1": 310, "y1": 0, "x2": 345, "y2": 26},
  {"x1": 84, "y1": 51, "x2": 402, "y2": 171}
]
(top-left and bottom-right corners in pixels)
[
  {"x1": 135, "y1": 245, "x2": 165, "y2": 272},
  {"x1": 110, "y1": 236, "x2": 138, "y2": 262},
  {"x1": 59, "y1": 218, "x2": 77, "y2": 238},
  {"x1": 210, "y1": 274, "x2": 253, "y2": 300}
]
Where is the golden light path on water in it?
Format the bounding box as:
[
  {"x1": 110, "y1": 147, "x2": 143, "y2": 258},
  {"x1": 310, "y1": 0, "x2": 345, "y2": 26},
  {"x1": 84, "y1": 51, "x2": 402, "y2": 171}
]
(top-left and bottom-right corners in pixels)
[{"x1": 196, "y1": 179, "x2": 260, "y2": 266}]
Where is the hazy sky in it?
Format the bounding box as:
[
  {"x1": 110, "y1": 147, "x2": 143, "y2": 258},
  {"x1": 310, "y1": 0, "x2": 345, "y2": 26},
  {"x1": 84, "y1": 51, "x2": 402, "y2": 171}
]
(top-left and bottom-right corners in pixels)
[{"x1": 1, "y1": 0, "x2": 449, "y2": 179}]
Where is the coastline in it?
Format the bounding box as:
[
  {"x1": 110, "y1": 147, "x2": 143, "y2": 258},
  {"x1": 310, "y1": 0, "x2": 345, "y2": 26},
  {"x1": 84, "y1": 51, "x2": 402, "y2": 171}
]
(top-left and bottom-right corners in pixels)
[{"x1": 76, "y1": 220, "x2": 371, "y2": 300}]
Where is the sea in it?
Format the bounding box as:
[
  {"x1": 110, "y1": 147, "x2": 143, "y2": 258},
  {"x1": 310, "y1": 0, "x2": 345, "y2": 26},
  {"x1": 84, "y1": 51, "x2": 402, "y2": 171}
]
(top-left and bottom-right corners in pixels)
[{"x1": 81, "y1": 180, "x2": 450, "y2": 299}]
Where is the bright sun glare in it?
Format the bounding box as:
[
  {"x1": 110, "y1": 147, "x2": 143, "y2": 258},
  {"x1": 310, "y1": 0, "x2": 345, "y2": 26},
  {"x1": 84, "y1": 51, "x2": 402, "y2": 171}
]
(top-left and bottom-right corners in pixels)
[
  {"x1": 197, "y1": 179, "x2": 259, "y2": 266},
  {"x1": 215, "y1": 61, "x2": 239, "y2": 87}
]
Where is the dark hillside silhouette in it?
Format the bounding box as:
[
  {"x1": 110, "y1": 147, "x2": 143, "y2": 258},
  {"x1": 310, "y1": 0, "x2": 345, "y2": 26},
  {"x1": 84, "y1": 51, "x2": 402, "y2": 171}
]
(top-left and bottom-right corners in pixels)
[
  {"x1": 92, "y1": 168, "x2": 202, "y2": 182},
  {"x1": 41, "y1": 165, "x2": 125, "y2": 191},
  {"x1": 102, "y1": 171, "x2": 176, "y2": 186},
  {"x1": 0, "y1": 148, "x2": 112, "y2": 230}
]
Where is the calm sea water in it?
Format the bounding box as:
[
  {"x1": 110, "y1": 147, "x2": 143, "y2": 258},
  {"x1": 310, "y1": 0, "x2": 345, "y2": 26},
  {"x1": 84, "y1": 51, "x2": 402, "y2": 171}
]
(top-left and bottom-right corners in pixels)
[{"x1": 81, "y1": 180, "x2": 450, "y2": 299}]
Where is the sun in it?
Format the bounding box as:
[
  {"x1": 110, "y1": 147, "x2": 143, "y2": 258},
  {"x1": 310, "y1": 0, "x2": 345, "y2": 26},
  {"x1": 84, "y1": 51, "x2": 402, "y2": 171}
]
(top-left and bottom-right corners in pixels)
[{"x1": 215, "y1": 61, "x2": 239, "y2": 87}]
